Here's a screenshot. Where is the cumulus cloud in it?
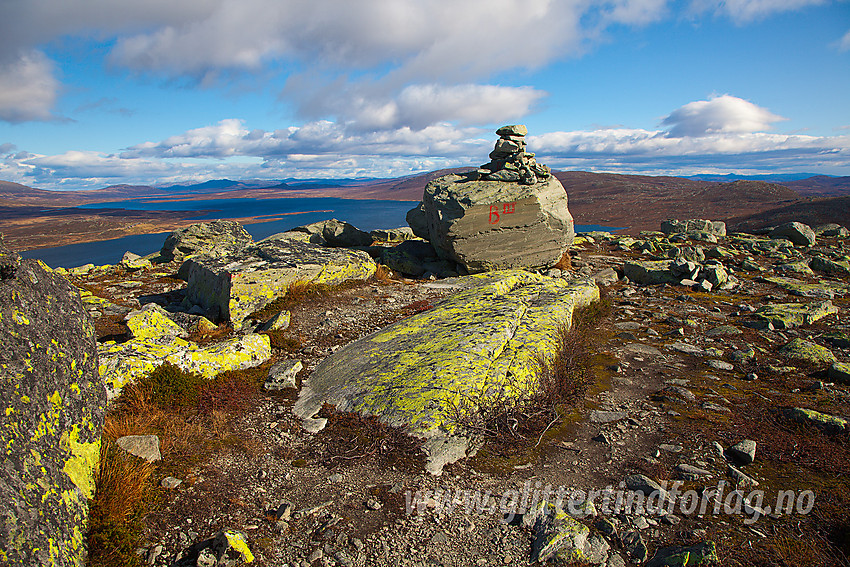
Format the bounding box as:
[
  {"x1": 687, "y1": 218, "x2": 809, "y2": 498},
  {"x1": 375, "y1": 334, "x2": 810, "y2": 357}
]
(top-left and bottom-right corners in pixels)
[
  {"x1": 688, "y1": 0, "x2": 829, "y2": 23},
  {"x1": 0, "y1": 51, "x2": 61, "y2": 123},
  {"x1": 661, "y1": 95, "x2": 786, "y2": 137}
]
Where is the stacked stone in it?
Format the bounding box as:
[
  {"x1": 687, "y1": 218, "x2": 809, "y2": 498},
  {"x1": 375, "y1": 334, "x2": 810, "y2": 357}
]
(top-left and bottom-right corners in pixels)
[{"x1": 477, "y1": 124, "x2": 551, "y2": 185}]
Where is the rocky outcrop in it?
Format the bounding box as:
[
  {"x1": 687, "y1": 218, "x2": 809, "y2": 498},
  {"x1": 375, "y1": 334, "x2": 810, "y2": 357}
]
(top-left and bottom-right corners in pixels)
[
  {"x1": 661, "y1": 219, "x2": 726, "y2": 237},
  {"x1": 160, "y1": 220, "x2": 254, "y2": 262},
  {"x1": 293, "y1": 270, "x2": 598, "y2": 474},
  {"x1": 406, "y1": 126, "x2": 574, "y2": 273},
  {"x1": 0, "y1": 237, "x2": 105, "y2": 566},
  {"x1": 290, "y1": 218, "x2": 373, "y2": 247},
  {"x1": 182, "y1": 236, "x2": 376, "y2": 326}
]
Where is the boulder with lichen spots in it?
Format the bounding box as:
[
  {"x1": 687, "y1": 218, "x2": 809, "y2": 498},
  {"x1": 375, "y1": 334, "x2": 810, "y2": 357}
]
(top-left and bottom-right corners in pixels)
[{"x1": 0, "y1": 236, "x2": 105, "y2": 566}]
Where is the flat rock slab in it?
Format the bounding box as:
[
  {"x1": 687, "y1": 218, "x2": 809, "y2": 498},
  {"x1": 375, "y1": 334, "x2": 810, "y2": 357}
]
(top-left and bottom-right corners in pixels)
[
  {"x1": 758, "y1": 275, "x2": 850, "y2": 299},
  {"x1": 99, "y1": 319, "x2": 271, "y2": 399},
  {"x1": 293, "y1": 270, "x2": 599, "y2": 474},
  {"x1": 753, "y1": 300, "x2": 836, "y2": 329},
  {"x1": 182, "y1": 237, "x2": 376, "y2": 325}
]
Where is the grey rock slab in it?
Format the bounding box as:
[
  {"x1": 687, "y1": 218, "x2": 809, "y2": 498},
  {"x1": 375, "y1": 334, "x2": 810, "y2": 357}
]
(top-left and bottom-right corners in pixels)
[
  {"x1": 624, "y1": 474, "x2": 669, "y2": 500},
  {"x1": 707, "y1": 359, "x2": 734, "y2": 371},
  {"x1": 589, "y1": 410, "x2": 628, "y2": 423},
  {"x1": 161, "y1": 219, "x2": 253, "y2": 263},
  {"x1": 828, "y1": 362, "x2": 850, "y2": 384},
  {"x1": 290, "y1": 218, "x2": 373, "y2": 247},
  {"x1": 675, "y1": 464, "x2": 713, "y2": 480},
  {"x1": 257, "y1": 310, "x2": 291, "y2": 332}
]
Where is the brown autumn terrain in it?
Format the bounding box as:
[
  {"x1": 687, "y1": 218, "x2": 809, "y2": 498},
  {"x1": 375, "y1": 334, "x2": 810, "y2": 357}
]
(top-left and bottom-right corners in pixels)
[{"x1": 1, "y1": 171, "x2": 849, "y2": 252}]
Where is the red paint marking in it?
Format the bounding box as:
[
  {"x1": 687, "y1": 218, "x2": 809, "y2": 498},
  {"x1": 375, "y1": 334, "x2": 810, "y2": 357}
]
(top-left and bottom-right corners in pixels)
[
  {"x1": 488, "y1": 205, "x2": 500, "y2": 224},
  {"x1": 503, "y1": 202, "x2": 516, "y2": 214}
]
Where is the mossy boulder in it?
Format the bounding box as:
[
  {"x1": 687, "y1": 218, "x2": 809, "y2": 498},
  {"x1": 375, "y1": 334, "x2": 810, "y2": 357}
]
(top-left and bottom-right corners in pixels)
[
  {"x1": 182, "y1": 236, "x2": 376, "y2": 325},
  {"x1": 753, "y1": 300, "x2": 836, "y2": 329},
  {"x1": 780, "y1": 338, "x2": 836, "y2": 366},
  {"x1": 529, "y1": 501, "x2": 591, "y2": 563},
  {"x1": 289, "y1": 218, "x2": 373, "y2": 247},
  {"x1": 809, "y1": 255, "x2": 850, "y2": 277},
  {"x1": 769, "y1": 222, "x2": 816, "y2": 246},
  {"x1": 0, "y1": 237, "x2": 105, "y2": 566},
  {"x1": 293, "y1": 270, "x2": 598, "y2": 473}
]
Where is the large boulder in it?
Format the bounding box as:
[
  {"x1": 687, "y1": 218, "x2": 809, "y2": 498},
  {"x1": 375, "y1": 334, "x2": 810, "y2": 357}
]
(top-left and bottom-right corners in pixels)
[
  {"x1": 411, "y1": 172, "x2": 575, "y2": 272},
  {"x1": 769, "y1": 221, "x2": 816, "y2": 246},
  {"x1": 661, "y1": 219, "x2": 726, "y2": 236},
  {"x1": 160, "y1": 220, "x2": 254, "y2": 263},
  {"x1": 0, "y1": 237, "x2": 105, "y2": 566},
  {"x1": 182, "y1": 236, "x2": 376, "y2": 325},
  {"x1": 293, "y1": 270, "x2": 598, "y2": 474}
]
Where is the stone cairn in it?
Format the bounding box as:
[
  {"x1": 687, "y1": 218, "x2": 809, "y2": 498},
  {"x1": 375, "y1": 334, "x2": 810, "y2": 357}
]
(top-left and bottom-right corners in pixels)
[{"x1": 476, "y1": 124, "x2": 551, "y2": 185}]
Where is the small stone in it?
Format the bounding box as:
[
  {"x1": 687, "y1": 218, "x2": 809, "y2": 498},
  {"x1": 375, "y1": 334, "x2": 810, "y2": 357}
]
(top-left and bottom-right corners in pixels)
[
  {"x1": 264, "y1": 359, "x2": 303, "y2": 391},
  {"x1": 707, "y1": 359, "x2": 734, "y2": 371},
  {"x1": 116, "y1": 435, "x2": 161, "y2": 462},
  {"x1": 727, "y1": 440, "x2": 756, "y2": 465},
  {"x1": 589, "y1": 410, "x2": 628, "y2": 423},
  {"x1": 328, "y1": 473, "x2": 344, "y2": 484},
  {"x1": 160, "y1": 476, "x2": 183, "y2": 489}
]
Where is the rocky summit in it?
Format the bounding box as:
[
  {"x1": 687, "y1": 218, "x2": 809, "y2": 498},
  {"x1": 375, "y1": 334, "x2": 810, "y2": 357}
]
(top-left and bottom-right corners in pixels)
[
  {"x1": 407, "y1": 125, "x2": 574, "y2": 273},
  {"x1": 3, "y1": 209, "x2": 850, "y2": 567}
]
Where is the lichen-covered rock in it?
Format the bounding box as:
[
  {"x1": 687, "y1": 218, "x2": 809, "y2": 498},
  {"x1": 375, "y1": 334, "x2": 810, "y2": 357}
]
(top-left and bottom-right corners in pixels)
[
  {"x1": 645, "y1": 542, "x2": 718, "y2": 567},
  {"x1": 370, "y1": 227, "x2": 416, "y2": 242},
  {"x1": 623, "y1": 260, "x2": 678, "y2": 285},
  {"x1": 753, "y1": 300, "x2": 836, "y2": 329},
  {"x1": 293, "y1": 270, "x2": 598, "y2": 473},
  {"x1": 785, "y1": 407, "x2": 848, "y2": 433},
  {"x1": 758, "y1": 275, "x2": 850, "y2": 299},
  {"x1": 528, "y1": 502, "x2": 591, "y2": 563},
  {"x1": 99, "y1": 332, "x2": 271, "y2": 400},
  {"x1": 0, "y1": 236, "x2": 105, "y2": 566},
  {"x1": 780, "y1": 338, "x2": 836, "y2": 366},
  {"x1": 769, "y1": 221, "x2": 816, "y2": 246},
  {"x1": 290, "y1": 218, "x2": 373, "y2": 247},
  {"x1": 413, "y1": 172, "x2": 574, "y2": 273},
  {"x1": 160, "y1": 220, "x2": 254, "y2": 263},
  {"x1": 182, "y1": 236, "x2": 376, "y2": 325},
  {"x1": 815, "y1": 223, "x2": 848, "y2": 237}
]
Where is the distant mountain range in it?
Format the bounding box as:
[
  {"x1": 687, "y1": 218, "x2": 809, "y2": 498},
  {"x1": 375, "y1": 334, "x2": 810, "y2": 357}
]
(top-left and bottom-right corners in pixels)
[{"x1": 2, "y1": 171, "x2": 849, "y2": 238}]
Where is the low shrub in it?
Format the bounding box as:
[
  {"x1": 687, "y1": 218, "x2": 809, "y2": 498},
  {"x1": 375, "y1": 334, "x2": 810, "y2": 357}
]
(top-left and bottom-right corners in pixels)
[{"x1": 136, "y1": 362, "x2": 206, "y2": 411}]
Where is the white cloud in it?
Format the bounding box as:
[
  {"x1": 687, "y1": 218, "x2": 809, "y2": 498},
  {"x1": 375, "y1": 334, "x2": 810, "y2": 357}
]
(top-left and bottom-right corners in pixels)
[
  {"x1": 688, "y1": 0, "x2": 828, "y2": 23},
  {"x1": 6, "y1": 95, "x2": 849, "y2": 190},
  {"x1": 0, "y1": 51, "x2": 61, "y2": 123},
  {"x1": 838, "y1": 29, "x2": 850, "y2": 51},
  {"x1": 661, "y1": 95, "x2": 786, "y2": 137}
]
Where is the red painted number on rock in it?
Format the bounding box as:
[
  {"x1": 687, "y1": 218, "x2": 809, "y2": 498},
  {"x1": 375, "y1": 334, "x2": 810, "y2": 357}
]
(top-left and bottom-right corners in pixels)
[{"x1": 489, "y1": 202, "x2": 516, "y2": 224}]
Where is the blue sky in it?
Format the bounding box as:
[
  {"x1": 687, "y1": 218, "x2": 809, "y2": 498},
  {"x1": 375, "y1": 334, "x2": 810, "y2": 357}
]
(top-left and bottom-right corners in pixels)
[{"x1": 0, "y1": 0, "x2": 848, "y2": 191}]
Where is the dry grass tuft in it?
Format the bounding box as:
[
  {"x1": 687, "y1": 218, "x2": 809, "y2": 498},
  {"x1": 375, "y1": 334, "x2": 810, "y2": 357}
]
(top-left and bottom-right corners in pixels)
[
  {"x1": 86, "y1": 441, "x2": 155, "y2": 567},
  {"x1": 372, "y1": 264, "x2": 394, "y2": 283},
  {"x1": 554, "y1": 251, "x2": 572, "y2": 271}
]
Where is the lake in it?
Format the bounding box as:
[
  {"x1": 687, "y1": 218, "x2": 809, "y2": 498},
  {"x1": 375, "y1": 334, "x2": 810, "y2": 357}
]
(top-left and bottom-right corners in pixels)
[{"x1": 21, "y1": 196, "x2": 619, "y2": 268}]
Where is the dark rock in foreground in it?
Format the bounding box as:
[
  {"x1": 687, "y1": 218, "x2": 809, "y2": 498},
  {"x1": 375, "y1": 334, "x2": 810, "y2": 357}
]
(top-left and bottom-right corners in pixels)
[{"x1": 0, "y1": 236, "x2": 105, "y2": 566}]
